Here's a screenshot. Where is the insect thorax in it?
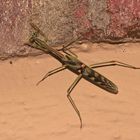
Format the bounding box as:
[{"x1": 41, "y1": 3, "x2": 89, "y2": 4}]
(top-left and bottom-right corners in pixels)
[{"x1": 63, "y1": 55, "x2": 83, "y2": 70}]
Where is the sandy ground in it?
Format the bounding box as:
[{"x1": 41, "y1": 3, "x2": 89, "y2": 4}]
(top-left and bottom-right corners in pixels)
[{"x1": 0, "y1": 43, "x2": 140, "y2": 140}]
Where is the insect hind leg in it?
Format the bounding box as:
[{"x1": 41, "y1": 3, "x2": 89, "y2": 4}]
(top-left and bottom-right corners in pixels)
[{"x1": 90, "y1": 60, "x2": 140, "y2": 69}]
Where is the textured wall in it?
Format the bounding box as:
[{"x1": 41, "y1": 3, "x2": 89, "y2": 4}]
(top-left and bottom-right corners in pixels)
[
  {"x1": 0, "y1": 0, "x2": 140, "y2": 59},
  {"x1": 0, "y1": 44, "x2": 140, "y2": 139}
]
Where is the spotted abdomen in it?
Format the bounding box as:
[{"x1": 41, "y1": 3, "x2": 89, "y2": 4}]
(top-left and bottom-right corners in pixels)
[{"x1": 82, "y1": 66, "x2": 118, "y2": 94}]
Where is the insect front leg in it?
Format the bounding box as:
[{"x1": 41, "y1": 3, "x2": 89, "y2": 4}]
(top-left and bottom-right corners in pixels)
[
  {"x1": 36, "y1": 65, "x2": 66, "y2": 85},
  {"x1": 67, "y1": 74, "x2": 83, "y2": 128},
  {"x1": 90, "y1": 60, "x2": 140, "y2": 69},
  {"x1": 60, "y1": 37, "x2": 81, "y2": 57},
  {"x1": 62, "y1": 45, "x2": 78, "y2": 58},
  {"x1": 30, "y1": 23, "x2": 48, "y2": 42}
]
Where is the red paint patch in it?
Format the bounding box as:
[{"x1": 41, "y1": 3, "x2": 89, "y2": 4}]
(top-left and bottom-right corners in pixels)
[
  {"x1": 73, "y1": 0, "x2": 92, "y2": 31},
  {"x1": 107, "y1": 0, "x2": 140, "y2": 37}
]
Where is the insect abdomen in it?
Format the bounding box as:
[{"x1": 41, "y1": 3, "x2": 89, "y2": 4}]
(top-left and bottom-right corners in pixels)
[{"x1": 82, "y1": 66, "x2": 118, "y2": 94}]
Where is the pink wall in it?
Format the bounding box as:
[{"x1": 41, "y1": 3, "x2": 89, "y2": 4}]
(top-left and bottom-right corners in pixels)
[{"x1": 0, "y1": 0, "x2": 140, "y2": 59}]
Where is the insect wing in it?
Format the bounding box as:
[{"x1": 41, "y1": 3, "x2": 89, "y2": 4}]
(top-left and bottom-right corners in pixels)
[{"x1": 82, "y1": 66, "x2": 118, "y2": 94}]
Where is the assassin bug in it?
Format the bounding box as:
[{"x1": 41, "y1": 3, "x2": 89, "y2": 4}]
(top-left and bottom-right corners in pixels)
[{"x1": 25, "y1": 23, "x2": 140, "y2": 128}]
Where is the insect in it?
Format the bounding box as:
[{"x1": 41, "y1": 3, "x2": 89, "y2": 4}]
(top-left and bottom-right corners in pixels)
[{"x1": 25, "y1": 23, "x2": 140, "y2": 128}]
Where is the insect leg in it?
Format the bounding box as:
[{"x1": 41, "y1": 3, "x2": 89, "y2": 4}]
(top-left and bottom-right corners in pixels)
[
  {"x1": 67, "y1": 74, "x2": 83, "y2": 128},
  {"x1": 63, "y1": 47, "x2": 78, "y2": 58},
  {"x1": 30, "y1": 23, "x2": 48, "y2": 42},
  {"x1": 90, "y1": 60, "x2": 140, "y2": 69},
  {"x1": 59, "y1": 37, "x2": 81, "y2": 57},
  {"x1": 36, "y1": 65, "x2": 66, "y2": 86},
  {"x1": 63, "y1": 37, "x2": 80, "y2": 51}
]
